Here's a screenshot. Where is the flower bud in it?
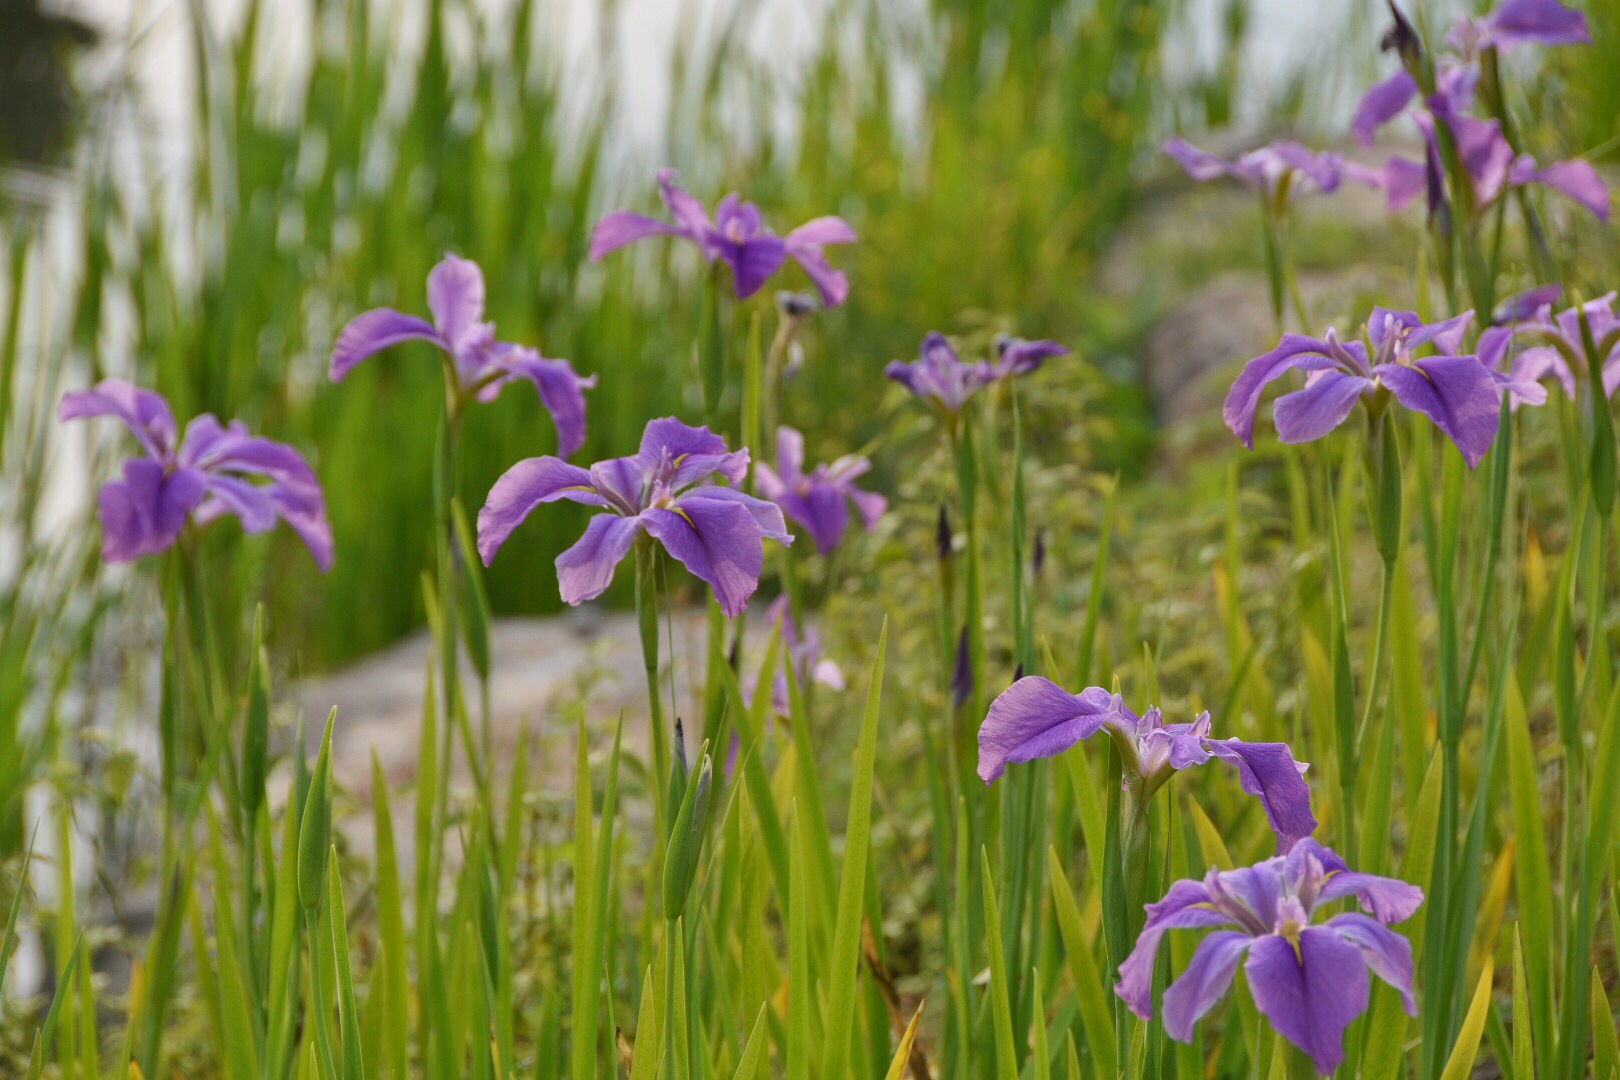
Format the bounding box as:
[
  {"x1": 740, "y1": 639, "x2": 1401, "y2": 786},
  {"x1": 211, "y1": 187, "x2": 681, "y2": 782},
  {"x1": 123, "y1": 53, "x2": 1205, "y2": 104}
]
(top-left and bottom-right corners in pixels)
[
  {"x1": 297, "y1": 709, "x2": 337, "y2": 911},
  {"x1": 1380, "y1": 1, "x2": 1424, "y2": 70},
  {"x1": 666, "y1": 717, "x2": 689, "y2": 838},
  {"x1": 776, "y1": 290, "x2": 818, "y2": 319},
  {"x1": 951, "y1": 626, "x2": 972, "y2": 709},
  {"x1": 662, "y1": 750, "x2": 714, "y2": 920}
]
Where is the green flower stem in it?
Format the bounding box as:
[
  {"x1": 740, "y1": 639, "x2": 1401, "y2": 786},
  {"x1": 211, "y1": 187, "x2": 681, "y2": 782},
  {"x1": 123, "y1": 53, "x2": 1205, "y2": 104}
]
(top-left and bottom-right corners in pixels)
[
  {"x1": 953, "y1": 418, "x2": 986, "y2": 778},
  {"x1": 761, "y1": 306, "x2": 803, "y2": 450},
  {"x1": 636, "y1": 539, "x2": 671, "y2": 839}
]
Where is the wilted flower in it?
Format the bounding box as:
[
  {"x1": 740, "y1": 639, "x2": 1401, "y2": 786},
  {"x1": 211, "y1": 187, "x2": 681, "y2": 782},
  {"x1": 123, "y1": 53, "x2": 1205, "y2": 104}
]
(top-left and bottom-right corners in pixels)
[
  {"x1": 60, "y1": 379, "x2": 332, "y2": 569},
  {"x1": 330, "y1": 254, "x2": 595, "y2": 456},
  {"x1": 477, "y1": 417, "x2": 790, "y2": 617},
  {"x1": 978, "y1": 678, "x2": 1317, "y2": 851},
  {"x1": 589, "y1": 169, "x2": 856, "y2": 307},
  {"x1": 1163, "y1": 138, "x2": 1381, "y2": 200},
  {"x1": 1225, "y1": 307, "x2": 1504, "y2": 467},
  {"x1": 886, "y1": 331, "x2": 1066, "y2": 419},
  {"x1": 1117, "y1": 839, "x2": 1423, "y2": 1076},
  {"x1": 755, "y1": 427, "x2": 886, "y2": 554}
]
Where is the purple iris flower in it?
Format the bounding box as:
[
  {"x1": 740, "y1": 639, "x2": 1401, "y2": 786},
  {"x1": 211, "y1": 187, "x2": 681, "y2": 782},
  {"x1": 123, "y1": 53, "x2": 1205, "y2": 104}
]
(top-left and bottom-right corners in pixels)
[
  {"x1": 60, "y1": 379, "x2": 333, "y2": 570},
  {"x1": 1163, "y1": 138, "x2": 1383, "y2": 198},
  {"x1": 1476, "y1": 286, "x2": 1575, "y2": 408},
  {"x1": 978, "y1": 678, "x2": 1317, "y2": 852},
  {"x1": 1117, "y1": 839, "x2": 1423, "y2": 1076},
  {"x1": 886, "y1": 332, "x2": 1067, "y2": 418},
  {"x1": 1489, "y1": 292, "x2": 1620, "y2": 399},
  {"x1": 330, "y1": 254, "x2": 595, "y2": 456},
  {"x1": 754, "y1": 595, "x2": 844, "y2": 717},
  {"x1": 1225, "y1": 307, "x2": 1504, "y2": 468},
  {"x1": 755, "y1": 427, "x2": 886, "y2": 555},
  {"x1": 589, "y1": 168, "x2": 857, "y2": 307},
  {"x1": 1377, "y1": 103, "x2": 1608, "y2": 221},
  {"x1": 1358, "y1": 0, "x2": 1586, "y2": 144},
  {"x1": 477, "y1": 417, "x2": 790, "y2": 617},
  {"x1": 1352, "y1": 2, "x2": 1606, "y2": 222}
]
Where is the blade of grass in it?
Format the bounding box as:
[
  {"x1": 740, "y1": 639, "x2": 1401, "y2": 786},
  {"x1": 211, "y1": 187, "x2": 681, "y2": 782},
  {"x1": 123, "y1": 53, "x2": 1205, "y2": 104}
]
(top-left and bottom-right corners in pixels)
[{"x1": 821, "y1": 620, "x2": 887, "y2": 1080}]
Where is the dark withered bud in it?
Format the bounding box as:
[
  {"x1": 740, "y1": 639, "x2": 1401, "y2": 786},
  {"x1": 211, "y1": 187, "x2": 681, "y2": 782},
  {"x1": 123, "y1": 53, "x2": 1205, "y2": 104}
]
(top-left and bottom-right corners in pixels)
[
  {"x1": 993, "y1": 332, "x2": 1015, "y2": 359},
  {"x1": 950, "y1": 626, "x2": 972, "y2": 709},
  {"x1": 776, "y1": 290, "x2": 818, "y2": 319},
  {"x1": 666, "y1": 717, "x2": 689, "y2": 834},
  {"x1": 936, "y1": 505, "x2": 953, "y2": 562},
  {"x1": 1012, "y1": 663, "x2": 1024, "y2": 684},
  {"x1": 1380, "y1": 1, "x2": 1423, "y2": 69},
  {"x1": 728, "y1": 636, "x2": 741, "y2": 673},
  {"x1": 1032, "y1": 528, "x2": 1046, "y2": 578}
]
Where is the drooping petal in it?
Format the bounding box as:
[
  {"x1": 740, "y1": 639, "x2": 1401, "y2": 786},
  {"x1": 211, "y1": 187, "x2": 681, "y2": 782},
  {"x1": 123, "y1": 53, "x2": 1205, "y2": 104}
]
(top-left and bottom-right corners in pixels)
[
  {"x1": 490, "y1": 350, "x2": 596, "y2": 457},
  {"x1": 1272, "y1": 371, "x2": 1373, "y2": 444},
  {"x1": 1115, "y1": 878, "x2": 1234, "y2": 1020},
  {"x1": 97, "y1": 460, "x2": 208, "y2": 563},
  {"x1": 1163, "y1": 138, "x2": 1242, "y2": 184},
  {"x1": 658, "y1": 168, "x2": 712, "y2": 236},
  {"x1": 1206, "y1": 739, "x2": 1319, "y2": 852},
  {"x1": 785, "y1": 216, "x2": 856, "y2": 308},
  {"x1": 1382, "y1": 155, "x2": 1430, "y2": 211},
  {"x1": 978, "y1": 677, "x2": 1119, "y2": 784},
  {"x1": 195, "y1": 473, "x2": 279, "y2": 533},
  {"x1": 477, "y1": 457, "x2": 607, "y2": 565},
  {"x1": 328, "y1": 309, "x2": 444, "y2": 382},
  {"x1": 1515, "y1": 348, "x2": 1575, "y2": 397},
  {"x1": 1223, "y1": 335, "x2": 1343, "y2": 448},
  {"x1": 848, "y1": 486, "x2": 888, "y2": 531},
  {"x1": 785, "y1": 216, "x2": 856, "y2": 246},
  {"x1": 677, "y1": 487, "x2": 792, "y2": 544},
  {"x1": 995, "y1": 339, "x2": 1068, "y2": 377},
  {"x1": 1435, "y1": 104, "x2": 1514, "y2": 205},
  {"x1": 59, "y1": 379, "x2": 178, "y2": 460},
  {"x1": 785, "y1": 244, "x2": 847, "y2": 309},
  {"x1": 1352, "y1": 70, "x2": 1418, "y2": 146},
  {"x1": 1375, "y1": 356, "x2": 1502, "y2": 468},
  {"x1": 588, "y1": 211, "x2": 686, "y2": 260},
  {"x1": 1245, "y1": 929, "x2": 1370, "y2": 1076},
  {"x1": 642, "y1": 498, "x2": 769, "y2": 618},
  {"x1": 555, "y1": 514, "x2": 644, "y2": 606},
  {"x1": 271, "y1": 493, "x2": 335, "y2": 572},
  {"x1": 1316, "y1": 869, "x2": 1425, "y2": 924},
  {"x1": 1485, "y1": 0, "x2": 1589, "y2": 48},
  {"x1": 426, "y1": 254, "x2": 486, "y2": 346},
  {"x1": 1161, "y1": 931, "x2": 1254, "y2": 1041},
  {"x1": 1520, "y1": 158, "x2": 1609, "y2": 221},
  {"x1": 714, "y1": 234, "x2": 787, "y2": 300},
  {"x1": 1325, "y1": 912, "x2": 1417, "y2": 1013}
]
